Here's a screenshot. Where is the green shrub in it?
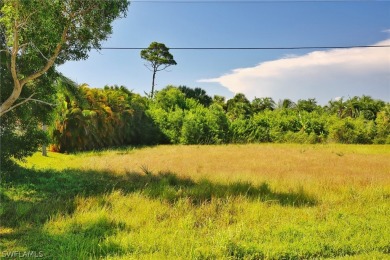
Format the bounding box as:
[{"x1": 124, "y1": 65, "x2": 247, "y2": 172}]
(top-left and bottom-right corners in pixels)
[{"x1": 330, "y1": 116, "x2": 375, "y2": 144}]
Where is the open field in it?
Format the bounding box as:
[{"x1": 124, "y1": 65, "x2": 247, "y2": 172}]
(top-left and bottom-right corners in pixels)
[{"x1": 1, "y1": 144, "x2": 390, "y2": 259}]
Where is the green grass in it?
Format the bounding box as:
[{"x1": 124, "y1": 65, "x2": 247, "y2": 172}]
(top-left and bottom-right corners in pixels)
[{"x1": 1, "y1": 144, "x2": 390, "y2": 259}]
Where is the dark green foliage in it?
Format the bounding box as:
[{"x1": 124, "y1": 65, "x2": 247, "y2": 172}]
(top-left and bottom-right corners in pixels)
[
  {"x1": 51, "y1": 85, "x2": 161, "y2": 152},
  {"x1": 297, "y1": 98, "x2": 318, "y2": 113},
  {"x1": 0, "y1": 38, "x2": 56, "y2": 168},
  {"x1": 230, "y1": 113, "x2": 272, "y2": 143},
  {"x1": 374, "y1": 106, "x2": 390, "y2": 144},
  {"x1": 2, "y1": 79, "x2": 382, "y2": 154},
  {"x1": 0, "y1": 121, "x2": 49, "y2": 169},
  {"x1": 154, "y1": 86, "x2": 187, "y2": 111},
  {"x1": 228, "y1": 109, "x2": 329, "y2": 144},
  {"x1": 178, "y1": 86, "x2": 213, "y2": 107},
  {"x1": 278, "y1": 99, "x2": 297, "y2": 110},
  {"x1": 0, "y1": 0, "x2": 129, "y2": 116},
  {"x1": 329, "y1": 116, "x2": 376, "y2": 144},
  {"x1": 0, "y1": 0, "x2": 129, "y2": 167},
  {"x1": 148, "y1": 86, "x2": 229, "y2": 144},
  {"x1": 327, "y1": 96, "x2": 385, "y2": 120},
  {"x1": 148, "y1": 107, "x2": 184, "y2": 144},
  {"x1": 252, "y1": 97, "x2": 276, "y2": 113},
  {"x1": 180, "y1": 103, "x2": 229, "y2": 144},
  {"x1": 49, "y1": 84, "x2": 389, "y2": 151},
  {"x1": 226, "y1": 93, "x2": 252, "y2": 120},
  {"x1": 11, "y1": 0, "x2": 129, "y2": 65},
  {"x1": 213, "y1": 95, "x2": 227, "y2": 109}
]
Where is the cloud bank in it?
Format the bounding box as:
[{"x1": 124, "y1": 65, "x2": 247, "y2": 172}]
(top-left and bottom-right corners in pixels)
[{"x1": 199, "y1": 39, "x2": 390, "y2": 104}]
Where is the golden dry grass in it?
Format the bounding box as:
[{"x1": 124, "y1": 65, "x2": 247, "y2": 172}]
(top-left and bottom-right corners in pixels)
[
  {"x1": 25, "y1": 144, "x2": 390, "y2": 197},
  {"x1": 5, "y1": 144, "x2": 390, "y2": 259}
]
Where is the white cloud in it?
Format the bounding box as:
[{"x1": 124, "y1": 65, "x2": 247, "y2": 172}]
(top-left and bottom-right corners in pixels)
[{"x1": 199, "y1": 39, "x2": 390, "y2": 104}]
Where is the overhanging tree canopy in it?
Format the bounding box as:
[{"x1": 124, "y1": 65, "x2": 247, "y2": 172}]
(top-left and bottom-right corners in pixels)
[
  {"x1": 0, "y1": 0, "x2": 129, "y2": 168},
  {"x1": 0, "y1": 0, "x2": 130, "y2": 116}
]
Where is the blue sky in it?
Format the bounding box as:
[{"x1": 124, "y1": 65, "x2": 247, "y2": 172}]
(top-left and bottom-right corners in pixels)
[{"x1": 58, "y1": 0, "x2": 390, "y2": 104}]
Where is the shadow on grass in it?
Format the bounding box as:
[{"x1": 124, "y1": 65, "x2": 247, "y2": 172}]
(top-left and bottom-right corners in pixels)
[
  {"x1": 2, "y1": 165, "x2": 316, "y2": 213},
  {"x1": 0, "y1": 165, "x2": 317, "y2": 258}
]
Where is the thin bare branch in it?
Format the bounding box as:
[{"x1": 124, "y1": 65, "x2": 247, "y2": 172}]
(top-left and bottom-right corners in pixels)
[
  {"x1": 19, "y1": 97, "x2": 56, "y2": 106},
  {"x1": 20, "y1": 23, "x2": 70, "y2": 86},
  {"x1": 0, "y1": 49, "x2": 10, "y2": 54},
  {"x1": 18, "y1": 42, "x2": 30, "y2": 48},
  {"x1": 31, "y1": 42, "x2": 50, "y2": 61},
  {"x1": 1, "y1": 94, "x2": 56, "y2": 115},
  {"x1": 156, "y1": 64, "x2": 172, "y2": 72},
  {"x1": 16, "y1": 10, "x2": 37, "y2": 29},
  {"x1": 144, "y1": 64, "x2": 154, "y2": 72},
  {"x1": 0, "y1": 15, "x2": 69, "y2": 116},
  {"x1": 1, "y1": 93, "x2": 36, "y2": 115}
]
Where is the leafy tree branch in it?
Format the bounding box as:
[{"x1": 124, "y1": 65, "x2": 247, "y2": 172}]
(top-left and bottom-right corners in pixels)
[{"x1": 0, "y1": 0, "x2": 129, "y2": 117}]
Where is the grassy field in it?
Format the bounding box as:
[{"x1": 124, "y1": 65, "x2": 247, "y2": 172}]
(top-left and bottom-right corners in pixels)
[{"x1": 1, "y1": 144, "x2": 390, "y2": 259}]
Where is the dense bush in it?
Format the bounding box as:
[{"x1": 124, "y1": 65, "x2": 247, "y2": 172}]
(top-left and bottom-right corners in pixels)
[
  {"x1": 329, "y1": 116, "x2": 376, "y2": 144},
  {"x1": 181, "y1": 104, "x2": 229, "y2": 144},
  {"x1": 148, "y1": 88, "x2": 229, "y2": 144},
  {"x1": 373, "y1": 107, "x2": 390, "y2": 144},
  {"x1": 51, "y1": 85, "x2": 161, "y2": 152},
  {"x1": 48, "y1": 85, "x2": 389, "y2": 152}
]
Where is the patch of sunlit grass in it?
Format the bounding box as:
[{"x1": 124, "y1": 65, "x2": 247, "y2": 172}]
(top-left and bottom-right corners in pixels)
[
  {"x1": 23, "y1": 144, "x2": 390, "y2": 194},
  {"x1": 3, "y1": 144, "x2": 389, "y2": 258}
]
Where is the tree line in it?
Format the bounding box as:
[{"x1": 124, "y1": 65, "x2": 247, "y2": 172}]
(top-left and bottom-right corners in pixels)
[
  {"x1": 49, "y1": 84, "x2": 390, "y2": 153},
  {"x1": 1, "y1": 0, "x2": 389, "y2": 170}
]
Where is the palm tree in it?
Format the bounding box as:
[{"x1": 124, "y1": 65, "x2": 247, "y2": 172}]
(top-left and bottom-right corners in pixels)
[
  {"x1": 297, "y1": 98, "x2": 318, "y2": 112},
  {"x1": 344, "y1": 97, "x2": 361, "y2": 118},
  {"x1": 277, "y1": 99, "x2": 296, "y2": 110},
  {"x1": 252, "y1": 97, "x2": 276, "y2": 113},
  {"x1": 328, "y1": 97, "x2": 346, "y2": 118},
  {"x1": 359, "y1": 95, "x2": 385, "y2": 120}
]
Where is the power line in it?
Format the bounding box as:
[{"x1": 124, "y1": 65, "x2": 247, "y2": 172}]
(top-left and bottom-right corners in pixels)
[
  {"x1": 100, "y1": 45, "x2": 390, "y2": 50},
  {"x1": 131, "y1": 0, "x2": 389, "y2": 3}
]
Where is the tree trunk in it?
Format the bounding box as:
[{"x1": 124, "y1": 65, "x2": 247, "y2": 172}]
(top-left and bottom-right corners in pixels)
[
  {"x1": 42, "y1": 124, "x2": 48, "y2": 156},
  {"x1": 0, "y1": 23, "x2": 69, "y2": 117},
  {"x1": 0, "y1": 82, "x2": 23, "y2": 116},
  {"x1": 151, "y1": 69, "x2": 156, "y2": 98}
]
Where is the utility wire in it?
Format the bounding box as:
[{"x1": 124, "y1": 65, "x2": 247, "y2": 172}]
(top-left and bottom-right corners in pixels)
[
  {"x1": 131, "y1": 0, "x2": 389, "y2": 3},
  {"x1": 100, "y1": 45, "x2": 390, "y2": 50}
]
